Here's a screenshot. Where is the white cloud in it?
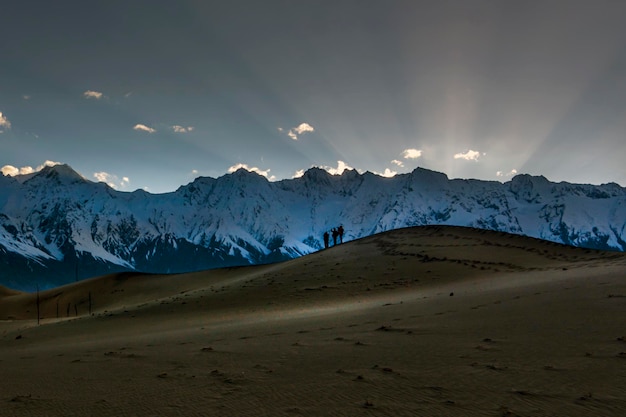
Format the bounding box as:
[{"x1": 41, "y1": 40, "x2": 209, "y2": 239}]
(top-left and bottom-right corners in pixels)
[
  {"x1": 227, "y1": 163, "x2": 276, "y2": 181},
  {"x1": 172, "y1": 125, "x2": 194, "y2": 133},
  {"x1": 93, "y1": 172, "x2": 130, "y2": 189},
  {"x1": 133, "y1": 124, "x2": 156, "y2": 134},
  {"x1": 391, "y1": 159, "x2": 404, "y2": 167},
  {"x1": 294, "y1": 123, "x2": 314, "y2": 135},
  {"x1": 38, "y1": 160, "x2": 62, "y2": 170},
  {"x1": 321, "y1": 160, "x2": 354, "y2": 175},
  {"x1": 83, "y1": 90, "x2": 104, "y2": 100},
  {"x1": 402, "y1": 149, "x2": 423, "y2": 159},
  {"x1": 497, "y1": 169, "x2": 518, "y2": 177},
  {"x1": 93, "y1": 172, "x2": 108, "y2": 182},
  {"x1": 292, "y1": 169, "x2": 306, "y2": 179},
  {"x1": 374, "y1": 168, "x2": 397, "y2": 178},
  {"x1": 286, "y1": 122, "x2": 315, "y2": 140},
  {"x1": 23, "y1": 95, "x2": 31, "y2": 100},
  {"x1": 454, "y1": 149, "x2": 482, "y2": 161},
  {"x1": 0, "y1": 112, "x2": 12, "y2": 130},
  {"x1": 1, "y1": 165, "x2": 21, "y2": 176},
  {"x1": 1, "y1": 160, "x2": 61, "y2": 177}
]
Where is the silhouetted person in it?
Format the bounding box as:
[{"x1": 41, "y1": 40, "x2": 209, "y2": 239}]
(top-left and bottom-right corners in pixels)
[
  {"x1": 323, "y1": 231, "x2": 329, "y2": 249},
  {"x1": 332, "y1": 228, "x2": 338, "y2": 246},
  {"x1": 338, "y1": 225, "x2": 344, "y2": 244}
]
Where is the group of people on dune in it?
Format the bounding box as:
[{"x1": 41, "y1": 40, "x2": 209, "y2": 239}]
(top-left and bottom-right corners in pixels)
[{"x1": 323, "y1": 225, "x2": 344, "y2": 249}]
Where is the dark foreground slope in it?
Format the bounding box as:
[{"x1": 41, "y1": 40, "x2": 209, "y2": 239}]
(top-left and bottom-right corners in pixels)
[{"x1": 1, "y1": 226, "x2": 625, "y2": 416}]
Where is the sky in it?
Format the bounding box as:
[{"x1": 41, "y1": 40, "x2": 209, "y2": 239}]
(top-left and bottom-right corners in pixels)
[{"x1": 1, "y1": 0, "x2": 626, "y2": 193}]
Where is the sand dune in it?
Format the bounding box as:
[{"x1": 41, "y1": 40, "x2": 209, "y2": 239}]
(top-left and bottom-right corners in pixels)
[
  {"x1": 0, "y1": 286, "x2": 20, "y2": 298},
  {"x1": 1, "y1": 226, "x2": 625, "y2": 416}
]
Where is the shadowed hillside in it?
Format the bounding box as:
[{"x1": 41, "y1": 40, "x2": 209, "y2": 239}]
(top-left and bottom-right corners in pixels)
[{"x1": 2, "y1": 226, "x2": 623, "y2": 321}]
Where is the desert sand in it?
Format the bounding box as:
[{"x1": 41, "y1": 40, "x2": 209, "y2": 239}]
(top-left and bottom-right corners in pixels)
[{"x1": 1, "y1": 225, "x2": 625, "y2": 416}]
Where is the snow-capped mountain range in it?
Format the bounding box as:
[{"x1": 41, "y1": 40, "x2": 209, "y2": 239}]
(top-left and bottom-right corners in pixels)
[{"x1": 1, "y1": 164, "x2": 625, "y2": 290}]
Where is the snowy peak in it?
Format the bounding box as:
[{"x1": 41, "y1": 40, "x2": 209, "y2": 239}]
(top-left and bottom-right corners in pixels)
[
  {"x1": 411, "y1": 167, "x2": 450, "y2": 182},
  {"x1": 301, "y1": 167, "x2": 333, "y2": 183},
  {"x1": 508, "y1": 174, "x2": 551, "y2": 203},
  {"x1": 24, "y1": 164, "x2": 87, "y2": 187}
]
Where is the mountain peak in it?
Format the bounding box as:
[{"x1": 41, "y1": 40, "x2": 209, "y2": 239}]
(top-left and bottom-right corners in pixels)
[
  {"x1": 26, "y1": 163, "x2": 86, "y2": 186},
  {"x1": 340, "y1": 169, "x2": 360, "y2": 179},
  {"x1": 231, "y1": 167, "x2": 261, "y2": 177},
  {"x1": 302, "y1": 167, "x2": 331, "y2": 179},
  {"x1": 228, "y1": 168, "x2": 270, "y2": 185},
  {"x1": 510, "y1": 173, "x2": 549, "y2": 184}
]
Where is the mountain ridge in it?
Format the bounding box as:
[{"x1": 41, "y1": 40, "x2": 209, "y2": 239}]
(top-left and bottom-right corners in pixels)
[{"x1": 1, "y1": 163, "x2": 625, "y2": 290}]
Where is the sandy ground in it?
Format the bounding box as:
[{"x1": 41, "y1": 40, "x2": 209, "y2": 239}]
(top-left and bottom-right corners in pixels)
[{"x1": 1, "y1": 226, "x2": 625, "y2": 416}]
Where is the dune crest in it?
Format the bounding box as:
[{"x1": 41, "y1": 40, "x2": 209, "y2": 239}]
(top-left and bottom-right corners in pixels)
[{"x1": 1, "y1": 226, "x2": 625, "y2": 416}]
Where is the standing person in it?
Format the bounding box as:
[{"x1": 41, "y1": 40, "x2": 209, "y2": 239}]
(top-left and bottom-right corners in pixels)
[
  {"x1": 332, "y1": 228, "x2": 338, "y2": 246},
  {"x1": 323, "y1": 231, "x2": 329, "y2": 249},
  {"x1": 338, "y1": 225, "x2": 344, "y2": 244}
]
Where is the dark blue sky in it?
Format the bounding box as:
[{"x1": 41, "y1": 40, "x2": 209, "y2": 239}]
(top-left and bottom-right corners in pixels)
[{"x1": 1, "y1": 0, "x2": 626, "y2": 192}]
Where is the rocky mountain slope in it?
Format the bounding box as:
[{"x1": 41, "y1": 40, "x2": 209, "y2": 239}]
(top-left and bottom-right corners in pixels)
[{"x1": 1, "y1": 164, "x2": 624, "y2": 290}]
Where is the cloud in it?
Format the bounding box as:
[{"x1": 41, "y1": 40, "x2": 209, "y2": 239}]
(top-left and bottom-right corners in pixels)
[
  {"x1": 294, "y1": 123, "x2": 314, "y2": 135},
  {"x1": 23, "y1": 95, "x2": 31, "y2": 100},
  {"x1": 402, "y1": 149, "x2": 423, "y2": 159},
  {"x1": 83, "y1": 90, "x2": 104, "y2": 100},
  {"x1": 0, "y1": 112, "x2": 12, "y2": 130},
  {"x1": 39, "y1": 160, "x2": 61, "y2": 170},
  {"x1": 1, "y1": 160, "x2": 61, "y2": 177},
  {"x1": 93, "y1": 172, "x2": 109, "y2": 182},
  {"x1": 172, "y1": 125, "x2": 194, "y2": 133},
  {"x1": 496, "y1": 169, "x2": 518, "y2": 178},
  {"x1": 93, "y1": 172, "x2": 130, "y2": 189},
  {"x1": 391, "y1": 159, "x2": 404, "y2": 167},
  {"x1": 374, "y1": 168, "x2": 397, "y2": 178},
  {"x1": 227, "y1": 163, "x2": 276, "y2": 181},
  {"x1": 454, "y1": 149, "x2": 482, "y2": 161},
  {"x1": 321, "y1": 160, "x2": 354, "y2": 175},
  {"x1": 133, "y1": 124, "x2": 156, "y2": 133},
  {"x1": 285, "y1": 122, "x2": 315, "y2": 140},
  {"x1": 1, "y1": 165, "x2": 23, "y2": 176},
  {"x1": 292, "y1": 169, "x2": 306, "y2": 179}
]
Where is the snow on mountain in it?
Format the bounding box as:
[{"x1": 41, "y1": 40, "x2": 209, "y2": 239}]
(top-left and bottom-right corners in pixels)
[{"x1": 1, "y1": 163, "x2": 625, "y2": 290}]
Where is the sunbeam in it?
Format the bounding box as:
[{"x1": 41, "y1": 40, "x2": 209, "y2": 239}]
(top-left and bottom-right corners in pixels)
[{"x1": 1, "y1": 1, "x2": 625, "y2": 191}]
